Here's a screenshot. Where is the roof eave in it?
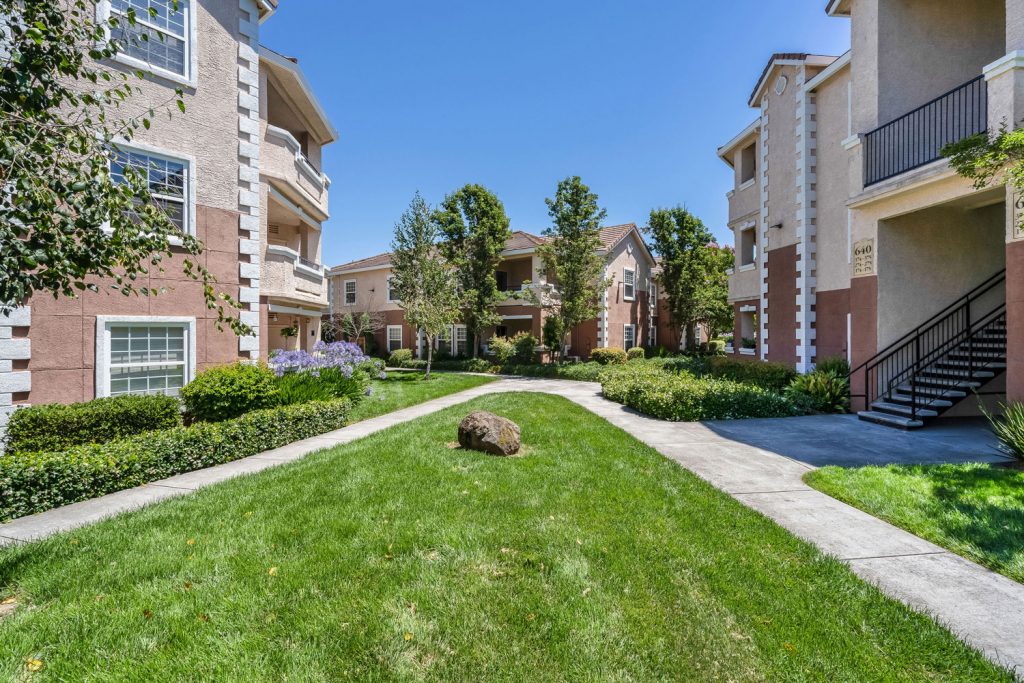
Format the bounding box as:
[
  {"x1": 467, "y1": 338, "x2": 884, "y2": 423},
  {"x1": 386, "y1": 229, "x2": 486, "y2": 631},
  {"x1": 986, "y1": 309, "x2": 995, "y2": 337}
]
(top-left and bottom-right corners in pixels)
[
  {"x1": 717, "y1": 118, "x2": 762, "y2": 166},
  {"x1": 255, "y1": 0, "x2": 278, "y2": 22},
  {"x1": 826, "y1": 0, "x2": 851, "y2": 17},
  {"x1": 259, "y1": 46, "x2": 340, "y2": 145}
]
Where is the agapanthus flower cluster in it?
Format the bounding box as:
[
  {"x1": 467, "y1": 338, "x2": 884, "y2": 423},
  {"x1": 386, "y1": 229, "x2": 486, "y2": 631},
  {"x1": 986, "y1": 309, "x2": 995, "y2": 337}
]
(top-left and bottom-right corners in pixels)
[{"x1": 269, "y1": 341, "x2": 385, "y2": 379}]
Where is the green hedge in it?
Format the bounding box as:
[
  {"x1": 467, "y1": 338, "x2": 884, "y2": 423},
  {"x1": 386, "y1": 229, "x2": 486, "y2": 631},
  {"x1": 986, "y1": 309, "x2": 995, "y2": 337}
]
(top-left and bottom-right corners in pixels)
[
  {"x1": 0, "y1": 398, "x2": 351, "y2": 522},
  {"x1": 601, "y1": 365, "x2": 801, "y2": 421},
  {"x1": 706, "y1": 357, "x2": 797, "y2": 392},
  {"x1": 590, "y1": 348, "x2": 628, "y2": 365},
  {"x1": 3, "y1": 394, "x2": 182, "y2": 456},
  {"x1": 395, "y1": 358, "x2": 496, "y2": 373},
  {"x1": 181, "y1": 363, "x2": 280, "y2": 422}
]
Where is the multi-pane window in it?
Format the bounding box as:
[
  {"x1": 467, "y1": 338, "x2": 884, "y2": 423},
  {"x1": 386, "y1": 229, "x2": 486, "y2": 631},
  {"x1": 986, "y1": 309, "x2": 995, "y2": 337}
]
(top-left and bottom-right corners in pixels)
[
  {"x1": 387, "y1": 276, "x2": 398, "y2": 303},
  {"x1": 387, "y1": 326, "x2": 403, "y2": 352},
  {"x1": 110, "y1": 149, "x2": 189, "y2": 233},
  {"x1": 109, "y1": 325, "x2": 187, "y2": 396},
  {"x1": 344, "y1": 280, "x2": 357, "y2": 305},
  {"x1": 623, "y1": 268, "x2": 636, "y2": 301},
  {"x1": 623, "y1": 324, "x2": 636, "y2": 351},
  {"x1": 109, "y1": 0, "x2": 190, "y2": 77},
  {"x1": 454, "y1": 325, "x2": 468, "y2": 357}
]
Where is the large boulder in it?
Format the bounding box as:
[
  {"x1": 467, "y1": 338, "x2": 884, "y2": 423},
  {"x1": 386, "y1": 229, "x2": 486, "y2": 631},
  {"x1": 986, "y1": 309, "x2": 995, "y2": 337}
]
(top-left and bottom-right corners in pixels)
[{"x1": 458, "y1": 411, "x2": 521, "y2": 456}]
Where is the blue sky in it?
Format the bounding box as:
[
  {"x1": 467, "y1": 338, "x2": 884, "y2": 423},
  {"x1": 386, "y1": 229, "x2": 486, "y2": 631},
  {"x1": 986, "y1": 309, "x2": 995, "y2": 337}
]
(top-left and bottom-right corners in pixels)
[{"x1": 260, "y1": 1, "x2": 851, "y2": 266}]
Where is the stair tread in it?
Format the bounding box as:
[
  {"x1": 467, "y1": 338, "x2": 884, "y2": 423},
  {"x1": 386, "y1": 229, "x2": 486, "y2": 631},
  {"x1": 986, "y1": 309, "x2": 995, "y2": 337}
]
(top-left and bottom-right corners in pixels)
[
  {"x1": 871, "y1": 401, "x2": 940, "y2": 418},
  {"x1": 888, "y1": 395, "x2": 954, "y2": 408},
  {"x1": 858, "y1": 411, "x2": 924, "y2": 429},
  {"x1": 896, "y1": 384, "x2": 967, "y2": 398}
]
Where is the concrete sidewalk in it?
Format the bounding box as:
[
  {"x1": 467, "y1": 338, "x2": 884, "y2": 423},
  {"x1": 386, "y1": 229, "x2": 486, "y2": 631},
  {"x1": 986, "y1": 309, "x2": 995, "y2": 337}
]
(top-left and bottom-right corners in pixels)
[{"x1": 1, "y1": 377, "x2": 1022, "y2": 676}]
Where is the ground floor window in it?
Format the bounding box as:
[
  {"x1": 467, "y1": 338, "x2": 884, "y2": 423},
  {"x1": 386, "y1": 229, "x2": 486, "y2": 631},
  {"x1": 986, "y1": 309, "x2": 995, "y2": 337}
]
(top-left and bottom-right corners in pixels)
[
  {"x1": 623, "y1": 324, "x2": 636, "y2": 351},
  {"x1": 453, "y1": 324, "x2": 468, "y2": 357},
  {"x1": 97, "y1": 317, "x2": 194, "y2": 398},
  {"x1": 387, "y1": 325, "x2": 403, "y2": 352}
]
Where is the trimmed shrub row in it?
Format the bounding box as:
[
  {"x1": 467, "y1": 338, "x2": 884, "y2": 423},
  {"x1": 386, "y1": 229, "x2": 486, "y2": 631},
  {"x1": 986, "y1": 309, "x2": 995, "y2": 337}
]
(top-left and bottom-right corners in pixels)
[
  {"x1": 600, "y1": 365, "x2": 802, "y2": 422},
  {"x1": 705, "y1": 356, "x2": 797, "y2": 392},
  {"x1": 3, "y1": 394, "x2": 182, "y2": 456},
  {"x1": 0, "y1": 399, "x2": 351, "y2": 523},
  {"x1": 590, "y1": 348, "x2": 628, "y2": 365}
]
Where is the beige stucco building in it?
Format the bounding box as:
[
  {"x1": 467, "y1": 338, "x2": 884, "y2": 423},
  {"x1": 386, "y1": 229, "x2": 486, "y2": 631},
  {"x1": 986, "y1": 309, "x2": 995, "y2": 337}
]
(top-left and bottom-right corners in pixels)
[
  {"x1": 0, "y1": 0, "x2": 335, "y2": 431},
  {"x1": 720, "y1": 0, "x2": 1018, "y2": 427},
  {"x1": 325, "y1": 225, "x2": 659, "y2": 360}
]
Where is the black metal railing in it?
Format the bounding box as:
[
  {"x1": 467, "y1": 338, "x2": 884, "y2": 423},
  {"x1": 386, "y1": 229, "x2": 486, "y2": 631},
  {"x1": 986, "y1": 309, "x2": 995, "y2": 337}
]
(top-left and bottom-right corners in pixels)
[
  {"x1": 863, "y1": 75, "x2": 987, "y2": 187},
  {"x1": 849, "y1": 269, "x2": 1005, "y2": 421}
]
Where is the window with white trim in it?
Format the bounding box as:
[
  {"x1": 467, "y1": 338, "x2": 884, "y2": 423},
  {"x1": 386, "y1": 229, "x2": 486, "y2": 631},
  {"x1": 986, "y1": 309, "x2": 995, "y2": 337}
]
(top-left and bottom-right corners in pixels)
[
  {"x1": 108, "y1": 323, "x2": 189, "y2": 396},
  {"x1": 623, "y1": 268, "x2": 636, "y2": 301},
  {"x1": 344, "y1": 280, "x2": 356, "y2": 305},
  {"x1": 108, "y1": 0, "x2": 191, "y2": 79},
  {"x1": 387, "y1": 325, "x2": 403, "y2": 352},
  {"x1": 623, "y1": 324, "x2": 636, "y2": 351},
  {"x1": 110, "y1": 147, "x2": 191, "y2": 234},
  {"x1": 387, "y1": 276, "x2": 398, "y2": 303},
  {"x1": 453, "y1": 325, "x2": 468, "y2": 357}
]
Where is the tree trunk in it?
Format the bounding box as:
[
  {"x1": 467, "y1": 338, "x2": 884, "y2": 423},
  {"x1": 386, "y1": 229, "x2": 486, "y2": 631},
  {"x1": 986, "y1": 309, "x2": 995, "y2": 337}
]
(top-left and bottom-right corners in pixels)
[
  {"x1": 685, "y1": 323, "x2": 697, "y2": 352},
  {"x1": 425, "y1": 336, "x2": 434, "y2": 380},
  {"x1": 472, "y1": 330, "x2": 479, "y2": 359}
]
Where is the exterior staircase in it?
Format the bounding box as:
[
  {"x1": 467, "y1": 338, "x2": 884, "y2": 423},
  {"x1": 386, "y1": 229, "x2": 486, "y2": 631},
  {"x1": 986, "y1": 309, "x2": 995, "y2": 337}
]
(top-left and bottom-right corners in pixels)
[{"x1": 851, "y1": 270, "x2": 1006, "y2": 429}]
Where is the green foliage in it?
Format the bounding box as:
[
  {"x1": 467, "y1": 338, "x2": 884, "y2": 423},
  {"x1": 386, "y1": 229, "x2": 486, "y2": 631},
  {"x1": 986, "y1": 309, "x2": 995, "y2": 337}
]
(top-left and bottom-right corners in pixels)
[
  {"x1": 435, "y1": 184, "x2": 513, "y2": 357},
  {"x1": 390, "y1": 193, "x2": 462, "y2": 379},
  {"x1": 706, "y1": 357, "x2": 797, "y2": 392},
  {"x1": 816, "y1": 357, "x2": 851, "y2": 376},
  {"x1": 590, "y1": 348, "x2": 628, "y2": 365},
  {"x1": 627, "y1": 347, "x2": 646, "y2": 361},
  {"x1": 786, "y1": 370, "x2": 851, "y2": 414},
  {"x1": 542, "y1": 316, "x2": 566, "y2": 354},
  {"x1": 274, "y1": 368, "x2": 369, "y2": 407},
  {"x1": 488, "y1": 336, "x2": 515, "y2": 365},
  {"x1": 983, "y1": 402, "x2": 1024, "y2": 461},
  {"x1": 945, "y1": 127, "x2": 1024, "y2": 236},
  {"x1": 388, "y1": 348, "x2": 413, "y2": 366},
  {"x1": 510, "y1": 332, "x2": 538, "y2": 364},
  {"x1": 601, "y1": 365, "x2": 802, "y2": 421},
  {"x1": 0, "y1": 399, "x2": 351, "y2": 522},
  {"x1": 181, "y1": 363, "x2": 279, "y2": 423},
  {"x1": 3, "y1": 394, "x2": 181, "y2": 456},
  {"x1": 647, "y1": 207, "x2": 732, "y2": 348},
  {"x1": 0, "y1": 0, "x2": 247, "y2": 334},
  {"x1": 393, "y1": 358, "x2": 496, "y2": 373},
  {"x1": 530, "y1": 177, "x2": 610, "y2": 358}
]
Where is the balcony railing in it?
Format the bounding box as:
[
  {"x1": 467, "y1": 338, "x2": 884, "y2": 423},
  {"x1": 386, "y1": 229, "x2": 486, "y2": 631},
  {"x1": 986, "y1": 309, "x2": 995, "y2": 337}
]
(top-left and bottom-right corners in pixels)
[{"x1": 863, "y1": 76, "x2": 987, "y2": 187}]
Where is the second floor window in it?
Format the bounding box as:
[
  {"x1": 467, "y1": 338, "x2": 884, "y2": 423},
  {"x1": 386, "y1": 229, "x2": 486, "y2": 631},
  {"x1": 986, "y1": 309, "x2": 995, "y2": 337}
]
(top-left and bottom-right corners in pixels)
[
  {"x1": 496, "y1": 271, "x2": 509, "y2": 291},
  {"x1": 623, "y1": 268, "x2": 636, "y2": 301},
  {"x1": 344, "y1": 280, "x2": 357, "y2": 305},
  {"x1": 108, "y1": 0, "x2": 191, "y2": 80},
  {"x1": 110, "y1": 148, "x2": 190, "y2": 234},
  {"x1": 387, "y1": 276, "x2": 398, "y2": 303}
]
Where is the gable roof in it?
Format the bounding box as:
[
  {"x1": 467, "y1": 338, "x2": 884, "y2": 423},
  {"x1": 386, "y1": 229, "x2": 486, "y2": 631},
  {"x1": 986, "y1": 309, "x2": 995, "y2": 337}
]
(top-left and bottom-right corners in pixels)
[
  {"x1": 328, "y1": 252, "x2": 393, "y2": 275},
  {"x1": 748, "y1": 53, "x2": 838, "y2": 107}
]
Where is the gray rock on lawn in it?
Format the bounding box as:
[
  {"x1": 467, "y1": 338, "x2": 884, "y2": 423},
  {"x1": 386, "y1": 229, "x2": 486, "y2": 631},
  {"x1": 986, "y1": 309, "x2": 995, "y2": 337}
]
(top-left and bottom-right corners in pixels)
[{"x1": 458, "y1": 411, "x2": 521, "y2": 456}]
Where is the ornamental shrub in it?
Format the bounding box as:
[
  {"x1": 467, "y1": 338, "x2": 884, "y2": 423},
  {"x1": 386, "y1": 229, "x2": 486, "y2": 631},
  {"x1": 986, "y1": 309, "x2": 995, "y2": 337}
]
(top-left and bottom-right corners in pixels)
[
  {"x1": 785, "y1": 370, "x2": 850, "y2": 414},
  {"x1": 627, "y1": 347, "x2": 646, "y2": 361},
  {"x1": 706, "y1": 356, "x2": 797, "y2": 392},
  {"x1": 590, "y1": 348, "x2": 628, "y2": 365},
  {"x1": 816, "y1": 357, "x2": 851, "y2": 377},
  {"x1": 389, "y1": 348, "x2": 413, "y2": 366},
  {"x1": 510, "y1": 332, "x2": 539, "y2": 364},
  {"x1": 488, "y1": 336, "x2": 515, "y2": 365},
  {"x1": 984, "y1": 402, "x2": 1024, "y2": 461},
  {"x1": 0, "y1": 399, "x2": 351, "y2": 522},
  {"x1": 601, "y1": 365, "x2": 801, "y2": 421},
  {"x1": 181, "y1": 363, "x2": 279, "y2": 423},
  {"x1": 3, "y1": 394, "x2": 181, "y2": 456}
]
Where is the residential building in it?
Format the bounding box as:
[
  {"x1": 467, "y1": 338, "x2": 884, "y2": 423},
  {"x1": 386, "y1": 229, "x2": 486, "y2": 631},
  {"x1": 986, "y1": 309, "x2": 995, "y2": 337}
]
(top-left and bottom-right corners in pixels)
[
  {"x1": 0, "y1": 0, "x2": 335, "y2": 432},
  {"x1": 720, "y1": 0, "x2": 1018, "y2": 427},
  {"x1": 325, "y1": 225, "x2": 658, "y2": 359}
]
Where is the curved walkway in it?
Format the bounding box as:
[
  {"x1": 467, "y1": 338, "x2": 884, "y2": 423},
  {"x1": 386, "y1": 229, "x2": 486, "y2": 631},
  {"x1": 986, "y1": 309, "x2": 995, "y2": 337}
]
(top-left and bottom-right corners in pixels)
[{"x1": 1, "y1": 377, "x2": 1022, "y2": 676}]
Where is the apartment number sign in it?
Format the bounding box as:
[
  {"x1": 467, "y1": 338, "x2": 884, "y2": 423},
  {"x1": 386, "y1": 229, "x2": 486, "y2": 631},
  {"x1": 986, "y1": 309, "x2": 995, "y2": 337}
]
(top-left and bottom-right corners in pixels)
[
  {"x1": 853, "y1": 238, "x2": 875, "y2": 276},
  {"x1": 1014, "y1": 192, "x2": 1024, "y2": 240}
]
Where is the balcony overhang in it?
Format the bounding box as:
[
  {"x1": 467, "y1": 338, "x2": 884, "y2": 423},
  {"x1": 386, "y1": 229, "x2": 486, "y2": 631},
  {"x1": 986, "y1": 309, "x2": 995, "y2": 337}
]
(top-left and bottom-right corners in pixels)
[
  {"x1": 256, "y1": 0, "x2": 279, "y2": 21},
  {"x1": 268, "y1": 179, "x2": 327, "y2": 226},
  {"x1": 717, "y1": 118, "x2": 761, "y2": 166},
  {"x1": 259, "y1": 46, "x2": 338, "y2": 145}
]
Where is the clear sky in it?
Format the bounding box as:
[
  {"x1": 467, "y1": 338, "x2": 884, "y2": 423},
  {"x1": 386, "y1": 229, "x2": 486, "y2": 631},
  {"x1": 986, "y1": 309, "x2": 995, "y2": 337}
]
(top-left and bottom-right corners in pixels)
[{"x1": 260, "y1": 1, "x2": 851, "y2": 267}]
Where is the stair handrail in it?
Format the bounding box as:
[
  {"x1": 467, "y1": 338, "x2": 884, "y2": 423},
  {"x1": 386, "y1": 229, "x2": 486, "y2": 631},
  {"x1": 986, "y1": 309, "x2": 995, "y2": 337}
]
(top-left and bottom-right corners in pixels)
[{"x1": 848, "y1": 268, "x2": 1006, "y2": 416}]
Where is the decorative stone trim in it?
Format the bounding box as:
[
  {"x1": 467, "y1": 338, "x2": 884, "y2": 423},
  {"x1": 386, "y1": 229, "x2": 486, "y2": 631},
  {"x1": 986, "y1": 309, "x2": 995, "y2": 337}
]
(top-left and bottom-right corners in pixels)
[
  {"x1": 237, "y1": 0, "x2": 262, "y2": 358},
  {"x1": 794, "y1": 66, "x2": 818, "y2": 373},
  {"x1": 758, "y1": 99, "x2": 770, "y2": 360},
  {"x1": 0, "y1": 306, "x2": 31, "y2": 437}
]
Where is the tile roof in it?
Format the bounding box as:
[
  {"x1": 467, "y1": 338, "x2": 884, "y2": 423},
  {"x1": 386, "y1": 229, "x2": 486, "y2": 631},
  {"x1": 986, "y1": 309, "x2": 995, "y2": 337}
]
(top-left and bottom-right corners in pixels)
[
  {"x1": 329, "y1": 252, "x2": 393, "y2": 273},
  {"x1": 504, "y1": 230, "x2": 547, "y2": 251},
  {"x1": 598, "y1": 223, "x2": 637, "y2": 250}
]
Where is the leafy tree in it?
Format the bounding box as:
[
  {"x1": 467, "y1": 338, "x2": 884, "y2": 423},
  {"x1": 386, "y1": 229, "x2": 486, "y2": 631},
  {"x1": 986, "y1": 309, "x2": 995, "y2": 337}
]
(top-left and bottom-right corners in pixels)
[
  {"x1": 530, "y1": 176, "x2": 609, "y2": 362},
  {"x1": 435, "y1": 184, "x2": 511, "y2": 358},
  {"x1": 0, "y1": 0, "x2": 247, "y2": 334},
  {"x1": 944, "y1": 126, "x2": 1024, "y2": 235},
  {"x1": 647, "y1": 207, "x2": 729, "y2": 350},
  {"x1": 390, "y1": 193, "x2": 461, "y2": 379}
]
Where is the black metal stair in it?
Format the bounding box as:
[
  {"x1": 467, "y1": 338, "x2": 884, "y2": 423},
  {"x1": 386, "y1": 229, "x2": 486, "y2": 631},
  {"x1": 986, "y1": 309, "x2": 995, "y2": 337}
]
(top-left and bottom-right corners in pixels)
[{"x1": 851, "y1": 271, "x2": 1006, "y2": 430}]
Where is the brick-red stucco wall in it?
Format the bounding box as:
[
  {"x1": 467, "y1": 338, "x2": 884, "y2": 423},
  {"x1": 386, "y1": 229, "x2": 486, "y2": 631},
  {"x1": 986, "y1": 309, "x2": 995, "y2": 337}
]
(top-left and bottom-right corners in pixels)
[{"x1": 766, "y1": 244, "x2": 797, "y2": 367}]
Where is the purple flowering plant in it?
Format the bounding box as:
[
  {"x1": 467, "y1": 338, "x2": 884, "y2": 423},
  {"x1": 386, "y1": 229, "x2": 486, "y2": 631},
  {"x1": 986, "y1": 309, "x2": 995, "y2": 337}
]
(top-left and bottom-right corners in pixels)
[{"x1": 269, "y1": 341, "x2": 387, "y2": 380}]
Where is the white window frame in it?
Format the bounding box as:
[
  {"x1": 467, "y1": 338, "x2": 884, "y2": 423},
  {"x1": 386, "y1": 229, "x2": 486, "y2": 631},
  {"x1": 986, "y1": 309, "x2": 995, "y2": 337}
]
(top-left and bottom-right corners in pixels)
[
  {"x1": 97, "y1": 0, "x2": 198, "y2": 88},
  {"x1": 109, "y1": 141, "x2": 196, "y2": 238},
  {"x1": 623, "y1": 323, "x2": 636, "y2": 351},
  {"x1": 95, "y1": 315, "x2": 196, "y2": 398},
  {"x1": 343, "y1": 279, "x2": 357, "y2": 305},
  {"x1": 623, "y1": 268, "x2": 636, "y2": 301},
  {"x1": 453, "y1": 324, "x2": 468, "y2": 356},
  {"x1": 387, "y1": 325, "x2": 403, "y2": 353},
  {"x1": 386, "y1": 275, "x2": 398, "y2": 303}
]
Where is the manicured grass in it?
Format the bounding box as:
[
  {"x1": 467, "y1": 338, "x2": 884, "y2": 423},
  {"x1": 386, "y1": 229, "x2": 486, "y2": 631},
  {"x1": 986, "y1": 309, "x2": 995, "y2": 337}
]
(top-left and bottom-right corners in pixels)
[
  {"x1": 806, "y1": 463, "x2": 1024, "y2": 584},
  {"x1": 0, "y1": 394, "x2": 1010, "y2": 680},
  {"x1": 349, "y1": 371, "x2": 497, "y2": 423}
]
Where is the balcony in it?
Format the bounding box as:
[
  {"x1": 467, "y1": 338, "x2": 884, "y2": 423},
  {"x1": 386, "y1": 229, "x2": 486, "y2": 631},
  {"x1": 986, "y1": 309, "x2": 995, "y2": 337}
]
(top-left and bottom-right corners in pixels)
[
  {"x1": 263, "y1": 244, "x2": 327, "y2": 307},
  {"x1": 863, "y1": 76, "x2": 987, "y2": 187},
  {"x1": 264, "y1": 125, "x2": 331, "y2": 219}
]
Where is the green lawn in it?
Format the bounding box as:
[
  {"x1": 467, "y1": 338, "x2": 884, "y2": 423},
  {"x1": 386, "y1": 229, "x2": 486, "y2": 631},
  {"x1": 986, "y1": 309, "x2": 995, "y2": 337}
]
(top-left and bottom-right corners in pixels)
[
  {"x1": 0, "y1": 394, "x2": 1010, "y2": 681},
  {"x1": 806, "y1": 463, "x2": 1024, "y2": 584},
  {"x1": 349, "y1": 371, "x2": 497, "y2": 423}
]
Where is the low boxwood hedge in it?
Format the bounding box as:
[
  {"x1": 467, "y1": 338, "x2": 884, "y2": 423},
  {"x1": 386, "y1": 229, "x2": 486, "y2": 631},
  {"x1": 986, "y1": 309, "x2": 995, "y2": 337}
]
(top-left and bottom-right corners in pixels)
[
  {"x1": 705, "y1": 356, "x2": 797, "y2": 392},
  {"x1": 0, "y1": 398, "x2": 351, "y2": 523},
  {"x1": 600, "y1": 365, "x2": 802, "y2": 421},
  {"x1": 3, "y1": 394, "x2": 182, "y2": 456}
]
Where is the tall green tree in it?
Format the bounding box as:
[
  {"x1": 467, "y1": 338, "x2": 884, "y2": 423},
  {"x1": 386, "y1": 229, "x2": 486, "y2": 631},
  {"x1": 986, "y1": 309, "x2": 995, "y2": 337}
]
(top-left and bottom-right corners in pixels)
[
  {"x1": 531, "y1": 176, "x2": 609, "y2": 361},
  {"x1": 390, "y1": 193, "x2": 461, "y2": 379},
  {"x1": 647, "y1": 207, "x2": 729, "y2": 350},
  {"x1": 434, "y1": 184, "x2": 512, "y2": 357},
  {"x1": 701, "y1": 244, "x2": 735, "y2": 339},
  {"x1": 0, "y1": 0, "x2": 247, "y2": 334}
]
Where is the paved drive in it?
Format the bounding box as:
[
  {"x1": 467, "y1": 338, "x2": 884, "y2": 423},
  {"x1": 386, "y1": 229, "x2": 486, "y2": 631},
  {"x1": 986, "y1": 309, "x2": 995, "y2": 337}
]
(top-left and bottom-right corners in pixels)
[{"x1": 1, "y1": 377, "x2": 1021, "y2": 676}]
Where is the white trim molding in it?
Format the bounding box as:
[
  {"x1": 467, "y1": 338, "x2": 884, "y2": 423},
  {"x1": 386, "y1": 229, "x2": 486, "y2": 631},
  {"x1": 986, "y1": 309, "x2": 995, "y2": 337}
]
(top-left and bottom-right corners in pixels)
[
  {"x1": 794, "y1": 65, "x2": 818, "y2": 373},
  {"x1": 0, "y1": 306, "x2": 31, "y2": 434},
  {"x1": 110, "y1": 140, "x2": 198, "y2": 237},
  {"x1": 237, "y1": 0, "x2": 262, "y2": 358},
  {"x1": 984, "y1": 51, "x2": 1024, "y2": 81},
  {"x1": 386, "y1": 325, "x2": 403, "y2": 352},
  {"x1": 94, "y1": 316, "x2": 196, "y2": 399},
  {"x1": 266, "y1": 124, "x2": 331, "y2": 191},
  {"x1": 266, "y1": 244, "x2": 324, "y2": 280},
  {"x1": 96, "y1": 0, "x2": 199, "y2": 88}
]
